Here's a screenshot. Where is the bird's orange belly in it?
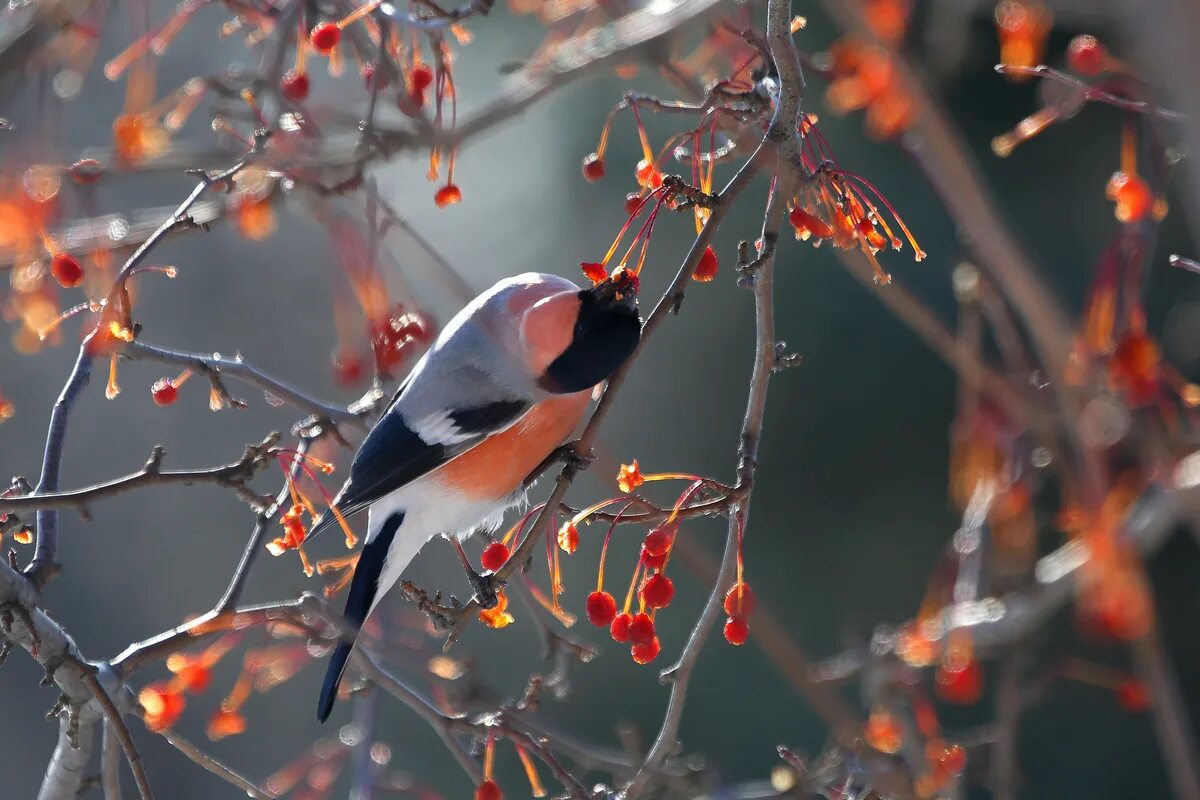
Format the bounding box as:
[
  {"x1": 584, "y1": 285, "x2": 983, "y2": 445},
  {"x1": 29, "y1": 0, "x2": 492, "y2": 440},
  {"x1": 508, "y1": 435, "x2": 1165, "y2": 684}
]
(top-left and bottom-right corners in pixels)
[{"x1": 439, "y1": 391, "x2": 591, "y2": 500}]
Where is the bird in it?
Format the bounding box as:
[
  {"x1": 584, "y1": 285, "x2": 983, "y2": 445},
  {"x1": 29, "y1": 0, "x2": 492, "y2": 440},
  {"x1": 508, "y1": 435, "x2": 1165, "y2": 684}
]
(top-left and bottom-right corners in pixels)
[{"x1": 310, "y1": 271, "x2": 641, "y2": 722}]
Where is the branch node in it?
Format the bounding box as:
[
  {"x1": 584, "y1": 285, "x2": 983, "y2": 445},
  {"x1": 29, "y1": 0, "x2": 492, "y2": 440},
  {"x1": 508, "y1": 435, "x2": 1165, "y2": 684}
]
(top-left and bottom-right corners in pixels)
[
  {"x1": 144, "y1": 445, "x2": 166, "y2": 475},
  {"x1": 772, "y1": 341, "x2": 802, "y2": 372}
]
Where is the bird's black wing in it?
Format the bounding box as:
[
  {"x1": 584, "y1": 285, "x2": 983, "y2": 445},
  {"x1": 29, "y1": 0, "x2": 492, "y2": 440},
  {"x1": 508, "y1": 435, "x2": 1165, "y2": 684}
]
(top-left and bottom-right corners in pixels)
[{"x1": 306, "y1": 394, "x2": 529, "y2": 540}]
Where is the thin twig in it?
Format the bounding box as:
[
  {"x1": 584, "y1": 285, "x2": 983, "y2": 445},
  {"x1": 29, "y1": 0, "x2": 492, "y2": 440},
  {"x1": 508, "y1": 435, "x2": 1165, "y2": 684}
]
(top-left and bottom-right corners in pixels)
[
  {"x1": 0, "y1": 435, "x2": 280, "y2": 515},
  {"x1": 159, "y1": 729, "x2": 274, "y2": 799},
  {"x1": 121, "y1": 340, "x2": 364, "y2": 428},
  {"x1": 78, "y1": 668, "x2": 155, "y2": 800},
  {"x1": 25, "y1": 152, "x2": 261, "y2": 588}
]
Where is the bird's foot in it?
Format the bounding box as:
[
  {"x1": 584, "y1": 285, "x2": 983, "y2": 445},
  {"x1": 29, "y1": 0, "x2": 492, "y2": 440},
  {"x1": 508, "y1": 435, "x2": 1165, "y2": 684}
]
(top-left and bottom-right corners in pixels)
[
  {"x1": 557, "y1": 440, "x2": 596, "y2": 473},
  {"x1": 469, "y1": 568, "x2": 500, "y2": 610}
]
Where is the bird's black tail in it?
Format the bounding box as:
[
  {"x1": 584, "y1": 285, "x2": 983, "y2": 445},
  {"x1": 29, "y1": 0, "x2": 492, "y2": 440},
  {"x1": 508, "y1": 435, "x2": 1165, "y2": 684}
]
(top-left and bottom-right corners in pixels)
[
  {"x1": 317, "y1": 642, "x2": 352, "y2": 723},
  {"x1": 316, "y1": 510, "x2": 404, "y2": 723}
]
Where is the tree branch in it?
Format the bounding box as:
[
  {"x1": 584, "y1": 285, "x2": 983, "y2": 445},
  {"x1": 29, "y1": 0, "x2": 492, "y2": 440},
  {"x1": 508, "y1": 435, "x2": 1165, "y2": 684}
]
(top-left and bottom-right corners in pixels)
[{"x1": 0, "y1": 435, "x2": 280, "y2": 515}]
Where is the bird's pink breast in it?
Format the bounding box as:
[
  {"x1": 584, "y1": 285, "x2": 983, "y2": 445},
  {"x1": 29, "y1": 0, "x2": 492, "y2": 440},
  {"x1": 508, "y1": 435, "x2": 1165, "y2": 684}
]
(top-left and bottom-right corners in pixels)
[{"x1": 438, "y1": 391, "x2": 591, "y2": 500}]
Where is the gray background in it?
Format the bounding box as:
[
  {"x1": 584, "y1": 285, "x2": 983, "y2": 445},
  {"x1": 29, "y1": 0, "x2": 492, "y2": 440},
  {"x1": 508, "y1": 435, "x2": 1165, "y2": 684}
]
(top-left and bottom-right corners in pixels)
[{"x1": 2, "y1": 2, "x2": 1200, "y2": 798}]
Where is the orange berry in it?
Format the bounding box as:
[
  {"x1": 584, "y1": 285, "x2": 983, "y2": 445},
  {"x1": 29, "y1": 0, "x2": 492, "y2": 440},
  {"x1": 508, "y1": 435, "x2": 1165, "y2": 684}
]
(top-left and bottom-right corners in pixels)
[
  {"x1": 1067, "y1": 34, "x2": 1106, "y2": 76},
  {"x1": 639, "y1": 574, "x2": 674, "y2": 609},
  {"x1": 628, "y1": 612, "x2": 655, "y2": 646},
  {"x1": 935, "y1": 658, "x2": 983, "y2": 705},
  {"x1": 582, "y1": 153, "x2": 605, "y2": 182},
  {"x1": 281, "y1": 70, "x2": 310, "y2": 101},
  {"x1": 557, "y1": 521, "x2": 579, "y2": 554},
  {"x1": 411, "y1": 64, "x2": 434, "y2": 91},
  {"x1": 610, "y1": 612, "x2": 633, "y2": 642},
  {"x1": 233, "y1": 198, "x2": 275, "y2": 241},
  {"x1": 581, "y1": 262, "x2": 608, "y2": 284},
  {"x1": 1115, "y1": 678, "x2": 1149, "y2": 712},
  {"x1": 174, "y1": 662, "x2": 210, "y2": 693},
  {"x1": 789, "y1": 207, "x2": 834, "y2": 240},
  {"x1": 139, "y1": 684, "x2": 185, "y2": 732},
  {"x1": 617, "y1": 461, "x2": 644, "y2": 493},
  {"x1": 1106, "y1": 171, "x2": 1152, "y2": 223},
  {"x1": 585, "y1": 590, "x2": 618, "y2": 627},
  {"x1": 631, "y1": 636, "x2": 661, "y2": 664},
  {"x1": 475, "y1": 779, "x2": 502, "y2": 800},
  {"x1": 692, "y1": 245, "x2": 719, "y2": 282},
  {"x1": 865, "y1": 709, "x2": 902, "y2": 754},
  {"x1": 50, "y1": 253, "x2": 83, "y2": 288},
  {"x1": 480, "y1": 541, "x2": 509, "y2": 573},
  {"x1": 206, "y1": 708, "x2": 246, "y2": 740},
  {"x1": 723, "y1": 583, "x2": 755, "y2": 617},
  {"x1": 634, "y1": 159, "x2": 663, "y2": 190},
  {"x1": 723, "y1": 616, "x2": 749, "y2": 645},
  {"x1": 309, "y1": 22, "x2": 340, "y2": 55},
  {"x1": 150, "y1": 378, "x2": 178, "y2": 406},
  {"x1": 434, "y1": 184, "x2": 462, "y2": 207}
]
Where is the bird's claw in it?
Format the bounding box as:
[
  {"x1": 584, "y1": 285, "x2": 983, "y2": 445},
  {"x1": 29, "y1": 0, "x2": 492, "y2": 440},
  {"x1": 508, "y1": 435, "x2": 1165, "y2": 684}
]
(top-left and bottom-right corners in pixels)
[
  {"x1": 471, "y1": 570, "x2": 500, "y2": 610},
  {"x1": 559, "y1": 441, "x2": 596, "y2": 473}
]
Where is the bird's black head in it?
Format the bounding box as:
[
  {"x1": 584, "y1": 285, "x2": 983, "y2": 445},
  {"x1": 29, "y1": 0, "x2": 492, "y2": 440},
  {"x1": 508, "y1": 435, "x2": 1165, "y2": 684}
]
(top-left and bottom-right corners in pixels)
[{"x1": 539, "y1": 274, "x2": 641, "y2": 394}]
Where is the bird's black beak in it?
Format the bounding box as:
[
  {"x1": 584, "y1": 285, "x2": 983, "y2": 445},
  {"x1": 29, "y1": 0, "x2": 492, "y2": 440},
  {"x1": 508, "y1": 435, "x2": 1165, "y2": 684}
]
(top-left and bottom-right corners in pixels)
[{"x1": 584, "y1": 268, "x2": 640, "y2": 312}]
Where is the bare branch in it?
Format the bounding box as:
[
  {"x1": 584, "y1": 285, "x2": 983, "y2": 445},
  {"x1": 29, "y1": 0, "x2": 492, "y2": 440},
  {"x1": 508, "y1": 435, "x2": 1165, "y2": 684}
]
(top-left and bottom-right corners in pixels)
[{"x1": 0, "y1": 435, "x2": 280, "y2": 515}]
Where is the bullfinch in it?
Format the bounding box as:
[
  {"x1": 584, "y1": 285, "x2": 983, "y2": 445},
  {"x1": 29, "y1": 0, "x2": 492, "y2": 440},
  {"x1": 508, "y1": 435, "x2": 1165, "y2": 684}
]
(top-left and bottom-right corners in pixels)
[{"x1": 310, "y1": 271, "x2": 641, "y2": 722}]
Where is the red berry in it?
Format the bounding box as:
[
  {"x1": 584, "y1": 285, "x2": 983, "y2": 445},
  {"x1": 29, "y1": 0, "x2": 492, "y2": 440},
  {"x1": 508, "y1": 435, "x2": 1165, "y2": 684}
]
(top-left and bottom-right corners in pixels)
[
  {"x1": 331, "y1": 349, "x2": 363, "y2": 386},
  {"x1": 150, "y1": 378, "x2": 178, "y2": 407},
  {"x1": 1115, "y1": 678, "x2": 1149, "y2": 712},
  {"x1": 624, "y1": 193, "x2": 643, "y2": 215},
  {"x1": 281, "y1": 69, "x2": 309, "y2": 101},
  {"x1": 434, "y1": 184, "x2": 462, "y2": 207},
  {"x1": 723, "y1": 583, "x2": 756, "y2": 617},
  {"x1": 582, "y1": 153, "x2": 605, "y2": 182},
  {"x1": 639, "y1": 574, "x2": 674, "y2": 610},
  {"x1": 628, "y1": 612, "x2": 655, "y2": 647},
  {"x1": 937, "y1": 743, "x2": 967, "y2": 775},
  {"x1": 935, "y1": 659, "x2": 983, "y2": 705},
  {"x1": 642, "y1": 525, "x2": 675, "y2": 558},
  {"x1": 309, "y1": 22, "x2": 341, "y2": 55},
  {"x1": 50, "y1": 253, "x2": 83, "y2": 288},
  {"x1": 631, "y1": 636, "x2": 661, "y2": 664},
  {"x1": 585, "y1": 591, "x2": 618, "y2": 627},
  {"x1": 692, "y1": 245, "x2": 718, "y2": 282},
  {"x1": 724, "y1": 616, "x2": 749, "y2": 645},
  {"x1": 411, "y1": 64, "x2": 434, "y2": 91},
  {"x1": 1067, "y1": 34, "x2": 1107, "y2": 76},
  {"x1": 641, "y1": 548, "x2": 667, "y2": 570},
  {"x1": 480, "y1": 542, "x2": 509, "y2": 573},
  {"x1": 475, "y1": 779, "x2": 502, "y2": 800},
  {"x1": 610, "y1": 612, "x2": 633, "y2": 643}
]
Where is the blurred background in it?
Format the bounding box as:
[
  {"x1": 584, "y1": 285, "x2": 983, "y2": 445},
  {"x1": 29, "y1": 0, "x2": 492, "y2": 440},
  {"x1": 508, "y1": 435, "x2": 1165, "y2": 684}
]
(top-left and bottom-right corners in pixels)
[{"x1": 2, "y1": 1, "x2": 1200, "y2": 798}]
